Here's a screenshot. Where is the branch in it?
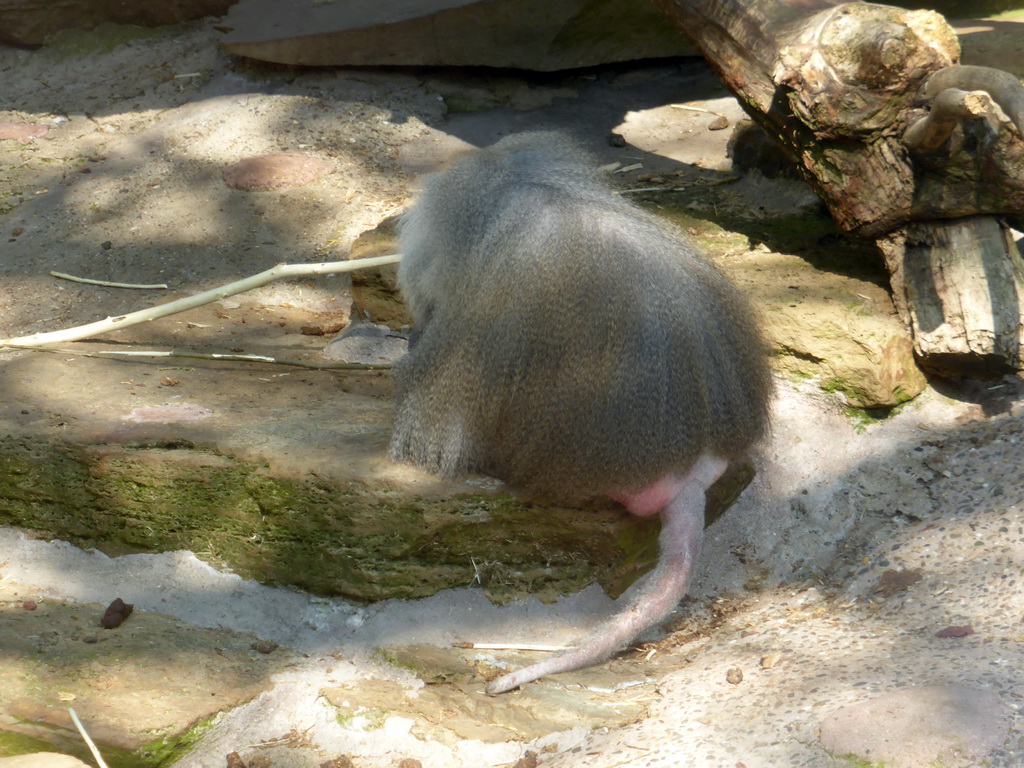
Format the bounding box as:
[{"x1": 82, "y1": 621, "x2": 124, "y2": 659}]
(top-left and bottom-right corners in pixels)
[
  {"x1": 923, "y1": 64, "x2": 1024, "y2": 134},
  {"x1": 904, "y1": 88, "x2": 998, "y2": 154},
  {"x1": 8, "y1": 344, "x2": 394, "y2": 369},
  {"x1": 94, "y1": 349, "x2": 393, "y2": 369},
  {"x1": 0, "y1": 254, "x2": 401, "y2": 348}
]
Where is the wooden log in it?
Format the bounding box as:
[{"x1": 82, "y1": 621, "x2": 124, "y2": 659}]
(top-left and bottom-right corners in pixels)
[
  {"x1": 655, "y1": 0, "x2": 1024, "y2": 376},
  {"x1": 878, "y1": 217, "x2": 1024, "y2": 378},
  {"x1": 654, "y1": 0, "x2": 961, "y2": 236}
]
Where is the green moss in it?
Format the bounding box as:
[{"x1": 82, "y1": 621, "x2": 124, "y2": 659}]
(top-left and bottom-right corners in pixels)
[
  {"x1": 607, "y1": 520, "x2": 660, "y2": 598},
  {"x1": 820, "y1": 361, "x2": 917, "y2": 412},
  {"x1": 322, "y1": 694, "x2": 388, "y2": 731},
  {"x1": 371, "y1": 647, "x2": 425, "y2": 678},
  {"x1": 45, "y1": 22, "x2": 188, "y2": 58},
  {"x1": 841, "y1": 404, "x2": 895, "y2": 433},
  {"x1": 821, "y1": 376, "x2": 869, "y2": 401},
  {"x1": 832, "y1": 756, "x2": 886, "y2": 768},
  {"x1": 0, "y1": 725, "x2": 141, "y2": 768},
  {"x1": 334, "y1": 708, "x2": 356, "y2": 728},
  {"x1": 0, "y1": 439, "x2": 642, "y2": 604},
  {"x1": 0, "y1": 729, "x2": 55, "y2": 757},
  {"x1": 135, "y1": 713, "x2": 218, "y2": 767},
  {"x1": 353, "y1": 709, "x2": 389, "y2": 730}
]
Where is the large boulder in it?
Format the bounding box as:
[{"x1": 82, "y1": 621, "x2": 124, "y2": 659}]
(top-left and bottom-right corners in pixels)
[
  {"x1": 218, "y1": 0, "x2": 693, "y2": 70},
  {"x1": 0, "y1": 0, "x2": 238, "y2": 47}
]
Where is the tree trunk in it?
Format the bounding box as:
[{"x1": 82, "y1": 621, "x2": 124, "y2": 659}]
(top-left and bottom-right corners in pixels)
[{"x1": 655, "y1": 0, "x2": 1024, "y2": 377}]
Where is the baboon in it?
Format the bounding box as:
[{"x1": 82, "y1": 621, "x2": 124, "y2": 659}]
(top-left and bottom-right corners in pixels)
[{"x1": 389, "y1": 131, "x2": 773, "y2": 694}]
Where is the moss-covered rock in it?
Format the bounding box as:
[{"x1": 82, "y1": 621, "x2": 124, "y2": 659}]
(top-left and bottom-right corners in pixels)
[
  {"x1": 0, "y1": 438, "x2": 666, "y2": 604},
  {"x1": 640, "y1": 187, "x2": 928, "y2": 408}
]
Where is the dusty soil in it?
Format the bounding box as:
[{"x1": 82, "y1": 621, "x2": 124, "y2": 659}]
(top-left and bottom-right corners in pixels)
[{"x1": 1, "y1": 13, "x2": 1023, "y2": 768}]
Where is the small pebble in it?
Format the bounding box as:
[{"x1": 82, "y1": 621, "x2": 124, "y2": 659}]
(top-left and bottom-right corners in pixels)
[
  {"x1": 510, "y1": 753, "x2": 538, "y2": 768},
  {"x1": 875, "y1": 568, "x2": 923, "y2": 596},
  {"x1": 22, "y1": 600, "x2": 37, "y2": 611},
  {"x1": 935, "y1": 625, "x2": 974, "y2": 638},
  {"x1": 726, "y1": 667, "x2": 743, "y2": 684},
  {"x1": 760, "y1": 652, "x2": 781, "y2": 669}
]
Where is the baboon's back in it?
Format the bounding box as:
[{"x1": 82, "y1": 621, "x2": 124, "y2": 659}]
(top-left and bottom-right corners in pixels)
[{"x1": 390, "y1": 132, "x2": 772, "y2": 501}]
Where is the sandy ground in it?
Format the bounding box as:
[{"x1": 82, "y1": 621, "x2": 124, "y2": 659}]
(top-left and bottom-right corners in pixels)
[{"x1": 1, "y1": 14, "x2": 1023, "y2": 768}]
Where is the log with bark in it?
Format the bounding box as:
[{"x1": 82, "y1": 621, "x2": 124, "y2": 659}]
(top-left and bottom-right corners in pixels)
[{"x1": 655, "y1": 0, "x2": 1024, "y2": 378}]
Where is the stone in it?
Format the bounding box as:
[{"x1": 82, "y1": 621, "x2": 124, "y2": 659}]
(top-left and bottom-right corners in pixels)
[
  {"x1": 0, "y1": 584, "x2": 288, "y2": 753},
  {"x1": 747, "y1": 249, "x2": 927, "y2": 408},
  {"x1": 0, "y1": 0, "x2": 237, "y2": 47},
  {"x1": 321, "y1": 647, "x2": 653, "y2": 744},
  {"x1": 347, "y1": 215, "x2": 411, "y2": 330},
  {"x1": 218, "y1": 0, "x2": 693, "y2": 71},
  {"x1": 322, "y1": 322, "x2": 408, "y2": 365},
  {"x1": 820, "y1": 685, "x2": 1012, "y2": 768}
]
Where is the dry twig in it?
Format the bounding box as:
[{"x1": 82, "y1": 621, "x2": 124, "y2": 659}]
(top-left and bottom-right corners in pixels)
[
  {"x1": 68, "y1": 708, "x2": 110, "y2": 768},
  {"x1": 50, "y1": 271, "x2": 168, "y2": 290},
  {"x1": 453, "y1": 642, "x2": 564, "y2": 652},
  {"x1": 94, "y1": 349, "x2": 392, "y2": 369},
  {"x1": 0, "y1": 254, "x2": 401, "y2": 349}
]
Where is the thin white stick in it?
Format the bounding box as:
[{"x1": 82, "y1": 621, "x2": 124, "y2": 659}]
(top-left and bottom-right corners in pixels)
[
  {"x1": 94, "y1": 349, "x2": 392, "y2": 369},
  {"x1": 620, "y1": 186, "x2": 687, "y2": 194},
  {"x1": 455, "y1": 642, "x2": 564, "y2": 652},
  {"x1": 670, "y1": 103, "x2": 723, "y2": 117},
  {"x1": 68, "y1": 708, "x2": 110, "y2": 768},
  {"x1": 3, "y1": 344, "x2": 394, "y2": 370},
  {"x1": 50, "y1": 271, "x2": 169, "y2": 290},
  {"x1": 0, "y1": 254, "x2": 401, "y2": 348}
]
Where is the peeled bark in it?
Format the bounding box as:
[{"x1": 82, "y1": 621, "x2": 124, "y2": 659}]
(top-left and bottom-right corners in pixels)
[{"x1": 656, "y1": 0, "x2": 1024, "y2": 376}]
